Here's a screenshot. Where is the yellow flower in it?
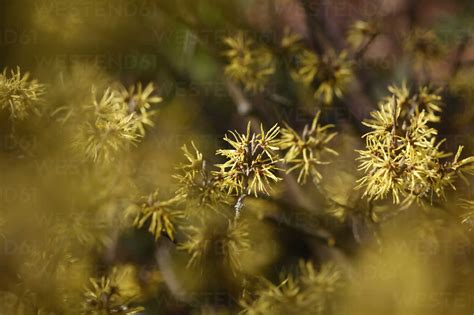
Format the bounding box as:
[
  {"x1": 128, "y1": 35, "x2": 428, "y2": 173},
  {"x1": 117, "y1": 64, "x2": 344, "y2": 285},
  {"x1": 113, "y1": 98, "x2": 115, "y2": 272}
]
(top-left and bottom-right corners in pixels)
[
  {"x1": 223, "y1": 32, "x2": 275, "y2": 92},
  {"x1": 290, "y1": 48, "x2": 319, "y2": 86},
  {"x1": 215, "y1": 123, "x2": 282, "y2": 196},
  {"x1": 241, "y1": 260, "x2": 343, "y2": 315},
  {"x1": 178, "y1": 216, "x2": 250, "y2": 274},
  {"x1": 281, "y1": 31, "x2": 351, "y2": 104},
  {"x1": 0, "y1": 67, "x2": 45, "y2": 120},
  {"x1": 83, "y1": 266, "x2": 145, "y2": 314},
  {"x1": 313, "y1": 51, "x2": 353, "y2": 105},
  {"x1": 382, "y1": 82, "x2": 442, "y2": 123},
  {"x1": 75, "y1": 83, "x2": 161, "y2": 162},
  {"x1": 174, "y1": 142, "x2": 228, "y2": 212},
  {"x1": 459, "y1": 199, "x2": 474, "y2": 230},
  {"x1": 133, "y1": 190, "x2": 184, "y2": 241},
  {"x1": 404, "y1": 28, "x2": 444, "y2": 64},
  {"x1": 347, "y1": 20, "x2": 378, "y2": 50},
  {"x1": 356, "y1": 88, "x2": 474, "y2": 206},
  {"x1": 113, "y1": 82, "x2": 162, "y2": 136},
  {"x1": 75, "y1": 88, "x2": 140, "y2": 163},
  {"x1": 279, "y1": 111, "x2": 338, "y2": 184}
]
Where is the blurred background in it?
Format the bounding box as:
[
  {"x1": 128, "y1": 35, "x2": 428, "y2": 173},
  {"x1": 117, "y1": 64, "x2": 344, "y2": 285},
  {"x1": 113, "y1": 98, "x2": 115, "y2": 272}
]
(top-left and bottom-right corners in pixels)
[{"x1": 1, "y1": 0, "x2": 474, "y2": 314}]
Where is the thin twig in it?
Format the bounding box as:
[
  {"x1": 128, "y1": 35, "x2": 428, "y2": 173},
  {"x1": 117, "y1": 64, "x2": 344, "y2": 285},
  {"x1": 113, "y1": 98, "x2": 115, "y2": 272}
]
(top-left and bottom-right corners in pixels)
[
  {"x1": 298, "y1": 0, "x2": 326, "y2": 54},
  {"x1": 451, "y1": 35, "x2": 471, "y2": 79},
  {"x1": 355, "y1": 32, "x2": 379, "y2": 60},
  {"x1": 234, "y1": 194, "x2": 247, "y2": 221}
]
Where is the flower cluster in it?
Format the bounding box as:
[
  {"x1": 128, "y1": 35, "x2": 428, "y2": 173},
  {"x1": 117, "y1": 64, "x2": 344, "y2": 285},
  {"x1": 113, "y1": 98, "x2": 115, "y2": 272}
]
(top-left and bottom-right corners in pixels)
[
  {"x1": 112, "y1": 82, "x2": 162, "y2": 136},
  {"x1": 173, "y1": 116, "x2": 337, "y2": 218},
  {"x1": 241, "y1": 261, "x2": 343, "y2": 315},
  {"x1": 173, "y1": 142, "x2": 227, "y2": 212},
  {"x1": 178, "y1": 217, "x2": 250, "y2": 274},
  {"x1": 382, "y1": 82, "x2": 442, "y2": 122},
  {"x1": 281, "y1": 31, "x2": 318, "y2": 86},
  {"x1": 222, "y1": 31, "x2": 353, "y2": 104},
  {"x1": 76, "y1": 83, "x2": 161, "y2": 162},
  {"x1": 223, "y1": 32, "x2": 275, "y2": 92},
  {"x1": 404, "y1": 28, "x2": 444, "y2": 64},
  {"x1": 346, "y1": 20, "x2": 379, "y2": 50},
  {"x1": 356, "y1": 85, "x2": 474, "y2": 206},
  {"x1": 279, "y1": 111, "x2": 338, "y2": 184},
  {"x1": 0, "y1": 67, "x2": 45, "y2": 120},
  {"x1": 77, "y1": 88, "x2": 139, "y2": 162},
  {"x1": 289, "y1": 48, "x2": 320, "y2": 86},
  {"x1": 215, "y1": 123, "x2": 282, "y2": 197},
  {"x1": 132, "y1": 190, "x2": 184, "y2": 241},
  {"x1": 5, "y1": 2, "x2": 474, "y2": 314},
  {"x1": 83, "y1": 266, "x2": 144, "y2": 314},
  {"x1": 312, "y1": 51, "x2": 353, "y2": 105},
  {"x1": 282, "y1": 32, "x2": 353, "y2": 104},
  {"x1": 132, "y1": 116, "x2": 337, "y2": 273}
]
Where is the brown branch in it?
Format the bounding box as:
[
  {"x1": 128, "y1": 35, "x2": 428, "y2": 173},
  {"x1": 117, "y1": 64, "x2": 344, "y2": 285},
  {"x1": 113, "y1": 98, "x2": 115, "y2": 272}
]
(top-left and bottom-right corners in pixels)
[
  {"x1": 354, "y1": 32, "x2": 379, "y2": 60},
  {"x1": 451, "y1": 35, "x2": 471, "y2": 79},
  {"x1": 298, "y1": 0, "x2": 326, "y2": 54}
]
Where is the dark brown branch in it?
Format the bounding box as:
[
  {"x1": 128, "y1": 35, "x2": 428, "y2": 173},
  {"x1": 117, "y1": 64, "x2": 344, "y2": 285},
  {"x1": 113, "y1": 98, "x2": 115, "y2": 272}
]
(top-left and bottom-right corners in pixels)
[{"x1": 451, "y1": 35, "x2": 471, "y2": 79}]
